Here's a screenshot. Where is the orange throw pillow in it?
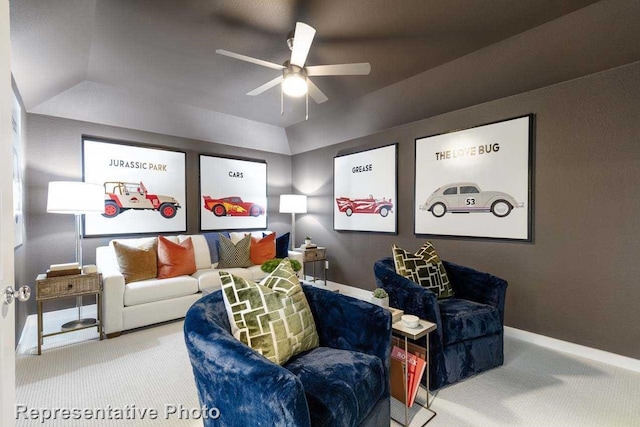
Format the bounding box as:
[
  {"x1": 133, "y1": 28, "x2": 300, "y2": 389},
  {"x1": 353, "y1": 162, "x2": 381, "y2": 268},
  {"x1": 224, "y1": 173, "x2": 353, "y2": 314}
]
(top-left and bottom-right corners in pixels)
[
  {"x1": 250, "y1": 233, "x2": 276, "y2": 265},
  {"x1": 157, "y1": 236, "x2": 197, "y2": 279}
]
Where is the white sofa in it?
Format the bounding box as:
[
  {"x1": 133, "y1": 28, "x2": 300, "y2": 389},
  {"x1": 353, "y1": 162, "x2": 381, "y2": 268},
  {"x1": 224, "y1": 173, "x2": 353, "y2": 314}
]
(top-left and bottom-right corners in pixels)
[{"x1": 96, "y1": 232, "x2": 303, "y2": 337}]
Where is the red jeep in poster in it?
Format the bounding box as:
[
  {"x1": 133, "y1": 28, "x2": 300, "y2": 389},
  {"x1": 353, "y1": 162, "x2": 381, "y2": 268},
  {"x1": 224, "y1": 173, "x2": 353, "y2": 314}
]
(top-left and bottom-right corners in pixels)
[{"x1": 102, "y1": 181, "x2": 180, "y2": 218}]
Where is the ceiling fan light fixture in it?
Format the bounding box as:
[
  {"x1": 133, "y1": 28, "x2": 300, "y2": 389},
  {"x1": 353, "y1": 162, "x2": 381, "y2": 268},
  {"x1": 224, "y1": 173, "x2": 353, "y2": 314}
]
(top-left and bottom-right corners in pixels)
[{"x1": 282, "y1": 63, "x2": 308, "y2": 97}]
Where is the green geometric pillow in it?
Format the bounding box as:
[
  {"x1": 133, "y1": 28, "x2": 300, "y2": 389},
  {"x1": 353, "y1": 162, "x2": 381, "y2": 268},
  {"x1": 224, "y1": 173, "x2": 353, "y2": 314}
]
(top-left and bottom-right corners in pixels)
[
  {"x1": 392, "y1": 242, "x2": 455, "y2": 299},
  {"x1": 217, "y1": 233, "x2": 253, "y2": 268},
  {"x1": 220, "y1": 258, "x2": 319, "y2": 365}
]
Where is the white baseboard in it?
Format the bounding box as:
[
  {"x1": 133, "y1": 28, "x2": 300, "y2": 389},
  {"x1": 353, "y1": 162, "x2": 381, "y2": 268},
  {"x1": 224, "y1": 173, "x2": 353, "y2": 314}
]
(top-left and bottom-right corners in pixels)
[
  {"x1": 305, "y1": 279, "x2": 640, "y2": 373},
  {"x1": 505, "y1": 326, "x2": 640, "y2": 373}
]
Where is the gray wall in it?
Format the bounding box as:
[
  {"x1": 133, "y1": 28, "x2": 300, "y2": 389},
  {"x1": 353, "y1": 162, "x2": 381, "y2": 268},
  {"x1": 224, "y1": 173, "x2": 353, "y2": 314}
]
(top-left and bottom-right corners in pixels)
[
  {"x1": 21, "y1": 115, "x2": 293, "y2": 324},
  {"x1": 292, "y1": 61, "x2": 640, "y2": 359}
]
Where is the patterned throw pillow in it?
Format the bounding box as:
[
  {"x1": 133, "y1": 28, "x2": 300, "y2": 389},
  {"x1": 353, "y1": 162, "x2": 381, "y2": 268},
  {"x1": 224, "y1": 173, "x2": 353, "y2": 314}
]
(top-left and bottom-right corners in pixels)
[
  {"x1": 217, "y1": 234, "x2": 253, "y2": 268},
  {"x1": 392, "y1": 242, "x2": 455, "y2": 299},
  {"x1": 220, "y1": 258, "x2": 319, "y2": 365}
]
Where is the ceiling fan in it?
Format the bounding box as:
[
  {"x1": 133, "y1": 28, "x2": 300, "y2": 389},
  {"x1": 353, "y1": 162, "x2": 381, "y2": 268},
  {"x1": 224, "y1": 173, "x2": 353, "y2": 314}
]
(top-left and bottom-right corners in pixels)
[{"x1": 216, "y1": 22, "x2": 371, "y2": 119}]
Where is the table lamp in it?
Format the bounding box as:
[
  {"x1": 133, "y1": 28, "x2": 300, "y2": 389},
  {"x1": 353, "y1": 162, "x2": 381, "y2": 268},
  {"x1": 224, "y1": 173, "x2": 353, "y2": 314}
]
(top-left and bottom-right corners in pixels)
[
  {"x1": 47, "y1": 181, "x2": 104, "y2": 330},
  {"x1": 279, "y1": 194, "x2": 307, "y2": 250}
]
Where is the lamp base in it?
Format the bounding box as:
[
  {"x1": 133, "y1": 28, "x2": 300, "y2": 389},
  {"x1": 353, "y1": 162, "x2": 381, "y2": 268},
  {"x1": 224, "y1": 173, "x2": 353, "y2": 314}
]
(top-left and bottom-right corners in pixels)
[{"x1": 61, "y1": 318, "x2": 97, "y2": 331}]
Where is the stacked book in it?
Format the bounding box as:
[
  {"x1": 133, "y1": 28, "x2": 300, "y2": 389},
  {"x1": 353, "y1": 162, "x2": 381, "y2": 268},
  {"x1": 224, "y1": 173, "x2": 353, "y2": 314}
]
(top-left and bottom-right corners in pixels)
[{"x1": 46, "y1": 262, "x2": 82, "y2": 278}]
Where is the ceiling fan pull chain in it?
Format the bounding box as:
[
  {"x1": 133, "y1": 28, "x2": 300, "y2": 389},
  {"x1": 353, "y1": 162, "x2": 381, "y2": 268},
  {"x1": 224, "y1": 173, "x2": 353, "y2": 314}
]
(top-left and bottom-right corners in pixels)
[
  {"x1": 281, "y1": 85, "x2": 284, "y2": 115},
  {"x1": 306, "y1": 91, "x2": 309, "y2": 120}
]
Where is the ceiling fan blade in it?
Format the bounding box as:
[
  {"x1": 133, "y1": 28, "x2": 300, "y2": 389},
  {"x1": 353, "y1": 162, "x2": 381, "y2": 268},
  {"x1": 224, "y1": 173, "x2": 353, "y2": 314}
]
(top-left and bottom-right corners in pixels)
[
  {"x1": 306, "y1": 63, "x2": 371, "y2": 76},
  {"x1": 290, "y1": 22, "x2": 316, "y2": 68},
  {"x1": 216, "y1": 49, "x2": 284, "y2": 70},
  {"x1": 247, "y1": 76, "x2": 284, "y2": 96},
  {"x1": 307, "y1": 79, "x2": 328, "y2": 104}
]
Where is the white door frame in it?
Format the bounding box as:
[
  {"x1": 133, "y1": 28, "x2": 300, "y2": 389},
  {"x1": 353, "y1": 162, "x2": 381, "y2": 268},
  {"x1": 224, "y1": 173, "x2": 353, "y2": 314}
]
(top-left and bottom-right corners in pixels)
[{"x1": 1, "y1": 0, "x2": 16, "y2": 425}]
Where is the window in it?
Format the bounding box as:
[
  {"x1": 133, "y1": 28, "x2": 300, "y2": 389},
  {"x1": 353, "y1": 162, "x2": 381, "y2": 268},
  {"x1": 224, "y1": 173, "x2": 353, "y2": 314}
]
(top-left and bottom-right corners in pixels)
[
  {"x1": 461, "y1": 186, "x2": 479, "y2": 194},
  {"x1": 443, "y1": 187, "x2": 457, "y2": 195}
]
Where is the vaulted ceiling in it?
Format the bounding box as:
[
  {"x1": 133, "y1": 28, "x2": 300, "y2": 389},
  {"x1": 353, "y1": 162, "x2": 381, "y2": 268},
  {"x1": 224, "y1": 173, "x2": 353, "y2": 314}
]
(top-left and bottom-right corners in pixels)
[{"x1": 10, "y1": 0, "x2": 638, "y2": 154}]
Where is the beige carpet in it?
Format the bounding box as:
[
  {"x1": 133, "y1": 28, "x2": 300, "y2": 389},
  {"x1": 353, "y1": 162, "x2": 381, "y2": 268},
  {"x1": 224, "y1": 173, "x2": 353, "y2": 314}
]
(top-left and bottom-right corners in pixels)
[
  {"x1": 16, "y1": 306, "x2": 640, "y2": 426},
  {"x1": 16, "y1": 308, "x2": 200, "y2": 427}
]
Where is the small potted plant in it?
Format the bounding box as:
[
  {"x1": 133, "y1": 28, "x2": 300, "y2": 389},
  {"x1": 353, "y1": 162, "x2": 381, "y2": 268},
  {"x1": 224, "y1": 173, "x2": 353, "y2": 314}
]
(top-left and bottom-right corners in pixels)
[
  {"x1": 371, "y1": 288, "x2": 389, "y2": 308},
  {"x1": 304, "y1": 236, "x2": 312, "y2": 247}
]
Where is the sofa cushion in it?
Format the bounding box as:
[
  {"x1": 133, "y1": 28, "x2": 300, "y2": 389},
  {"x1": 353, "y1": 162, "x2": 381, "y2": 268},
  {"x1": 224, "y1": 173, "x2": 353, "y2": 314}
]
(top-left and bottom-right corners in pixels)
[
  {"x1": 250, "y1": 233, "x2": 276, "y2": 265},
  {"x1": 178, "y1": 235, "x2": 211, "y2": 270},
  {"x1": 157, "y1": 236, "x2": 197, "y2": 279},
  {"x1": 284, "y1": 347, "x2": 385, "y2": 426},
  {"x1": 218, "y1": 234, "x2": 253, "y2": 268},
  {"x1": 438, "y1": 298, "x2": 502, "y2": 345},
  {"x1": 192, "y1": 267, "x2": 252, "y2": 293},
  {"x1": 112, "y1": 239, "x2": 157, "y2": 284},
  {"x1": 202, "y1": 232, "x2": 229, "y2": 263},
  {"x1": 124, "y1": 276, "x2": 199, "y2": 307},
  {"x1": 230, "y1": 231, "x2": 266, "y2": 243},
  {"x1": 111, "y1": 236, "x2": 175, "y2": 249},
  {"x1": 220, "y1": 259, "x2": 319, "y2": 365},
  {"x1": 393, "y1": 242, "x2": 454, "y2": 299},
  {"x1": 246, "y1": 265, "x2": 267, "y2": 281}
]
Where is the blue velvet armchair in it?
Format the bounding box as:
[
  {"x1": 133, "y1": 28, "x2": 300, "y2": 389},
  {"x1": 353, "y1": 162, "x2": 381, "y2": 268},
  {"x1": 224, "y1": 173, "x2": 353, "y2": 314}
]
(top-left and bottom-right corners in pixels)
[
  {"x1": 374, "y1": 257, "x2": 507, "y2": 390},
  {"x1": 184, "y1": 285, "x2": 392, "y2": 427}
]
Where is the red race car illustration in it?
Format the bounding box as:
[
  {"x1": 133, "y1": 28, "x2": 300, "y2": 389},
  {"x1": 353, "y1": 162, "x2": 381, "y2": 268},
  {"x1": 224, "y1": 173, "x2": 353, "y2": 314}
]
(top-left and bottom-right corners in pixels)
[
  {"x1": 203, "y1": 196, "x2": 264, "y2": 217},
  {"x1": 335, "y1": 195, "x2": 393, "y2": 217},
  {"x1": 102, "y1": 181, "x2": 180, "y2": 219}
]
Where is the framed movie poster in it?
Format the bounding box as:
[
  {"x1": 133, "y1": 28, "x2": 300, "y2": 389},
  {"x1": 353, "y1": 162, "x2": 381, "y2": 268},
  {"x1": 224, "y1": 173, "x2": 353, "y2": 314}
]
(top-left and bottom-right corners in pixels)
[
  {"x1": 199, "y1": 155, "x2": 267, "y2": 231},
  {"x1": 83, "y1": 138, "x2": 187, "y2": 237},
  {"x1": 334, "y1": 143, "x2": 398, "y2": 233},
  {"x1": 414, "y1": 115, "x2": 533, "y2": 241}
]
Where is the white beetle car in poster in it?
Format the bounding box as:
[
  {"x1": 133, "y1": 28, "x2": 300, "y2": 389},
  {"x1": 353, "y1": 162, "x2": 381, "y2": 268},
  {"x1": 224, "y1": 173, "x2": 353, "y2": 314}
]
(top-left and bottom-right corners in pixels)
[
  {"x1": 420, "y1": 182, "x2": 524, "y2": 218},
  {"x1": 414, "y1": 115, "x2": 532, "y2": 241}
]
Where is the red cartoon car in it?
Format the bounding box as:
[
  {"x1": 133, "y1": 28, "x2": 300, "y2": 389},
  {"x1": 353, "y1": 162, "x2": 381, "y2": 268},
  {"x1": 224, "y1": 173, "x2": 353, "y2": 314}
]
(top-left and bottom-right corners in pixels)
[
  {"x1": 335, "y1": 195, "x2": 393, "y2": 217},
  {"x1": 203, "y1": 196, "x2": 264, "y2": 217}
]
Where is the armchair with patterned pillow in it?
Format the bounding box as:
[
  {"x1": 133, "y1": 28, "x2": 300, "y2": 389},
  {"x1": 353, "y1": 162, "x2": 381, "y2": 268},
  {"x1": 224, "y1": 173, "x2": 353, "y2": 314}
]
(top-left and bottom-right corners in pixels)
[
  {"x1": 184, "y1": 265, "x2": 392, "y2": 427},
  {"x1": 374, "y1": 243, "x2": 508, "y2": 390}
]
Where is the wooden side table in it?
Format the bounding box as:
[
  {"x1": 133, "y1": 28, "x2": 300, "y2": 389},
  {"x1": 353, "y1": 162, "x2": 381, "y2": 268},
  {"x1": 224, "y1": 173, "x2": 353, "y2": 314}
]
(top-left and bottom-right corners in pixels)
[
  {"x1": 392, "y1": 317, "x2": 437, "y2": 426},
  {"x1": 35, "y1": 272, "x2": 103, "y2": 355},
  {"x1": 299, "y1": 246, "x2": 327, "y2": 284}
]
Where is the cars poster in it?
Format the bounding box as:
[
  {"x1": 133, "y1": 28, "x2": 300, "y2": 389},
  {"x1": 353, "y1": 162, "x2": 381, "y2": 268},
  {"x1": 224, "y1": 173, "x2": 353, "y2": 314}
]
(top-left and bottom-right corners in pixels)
[
  {"x1": 83, "y1": 138, "x2": 187, "y2": 236},
  {"x1": 414, "y1": 115, "x2": 533, "y2": 241},
  {"x1": 334, "y1": 144, "x2": 398, "y2": 233},
  {"x1": 199, "y1": 155, "x2": 267, "y2": 231}
]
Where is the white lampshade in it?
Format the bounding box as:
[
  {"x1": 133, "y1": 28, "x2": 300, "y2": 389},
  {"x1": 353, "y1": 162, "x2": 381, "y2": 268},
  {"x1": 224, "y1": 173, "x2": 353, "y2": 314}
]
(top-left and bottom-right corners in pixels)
[
  {"x1": 47, "y1": 181, "x2": 105, "y2": 214},
  {"x1": 279, "y1": 194, "x2": 307, "y2": 214}
]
